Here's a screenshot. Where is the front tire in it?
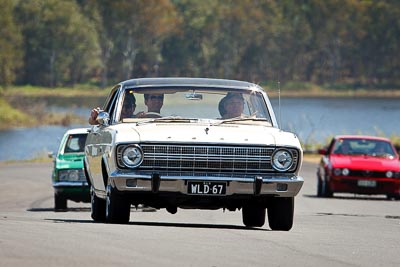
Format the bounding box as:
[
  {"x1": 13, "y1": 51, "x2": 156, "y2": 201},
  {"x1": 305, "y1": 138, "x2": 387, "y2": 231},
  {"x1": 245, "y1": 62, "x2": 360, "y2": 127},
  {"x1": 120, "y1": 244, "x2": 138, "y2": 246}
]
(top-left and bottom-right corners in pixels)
[
  {"x1": 317, "y1": 176, "x2": 323, "y2": 197},
  {"x1": 90, "y1": 186, "x2": 106, "y2": 222},
  {"x1": 322, "y1": 179, "x2": 333, "y2": 197},
  {"x1": 105, "y1": 185, "x2": 130, "y2": 224},
  {"x1": 242, "y1": 205, "x2": 266, "y2": 227},
  {"x1": 54, "y1": 193, "x2": 67, "y2": 211},
  {"x1": 267, "y1": 197, "x2": 294, "y2": 231}
]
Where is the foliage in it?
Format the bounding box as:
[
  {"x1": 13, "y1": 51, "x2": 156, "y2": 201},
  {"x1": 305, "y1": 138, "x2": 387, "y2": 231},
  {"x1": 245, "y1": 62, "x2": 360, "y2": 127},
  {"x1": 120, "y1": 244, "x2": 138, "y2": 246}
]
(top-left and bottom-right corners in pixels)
[
  {"x1": 0, "y1": 0, "x2": 398, "y2": 88},
  {"x1": 0, "y1": 98, "x2": 30, "y2": 128},
  {"x1": 0, "y1": 0, "x2": 23, "y2": 88},
  {"x1": 14, "y1": 0, "x2": 101, "y2": 87}
]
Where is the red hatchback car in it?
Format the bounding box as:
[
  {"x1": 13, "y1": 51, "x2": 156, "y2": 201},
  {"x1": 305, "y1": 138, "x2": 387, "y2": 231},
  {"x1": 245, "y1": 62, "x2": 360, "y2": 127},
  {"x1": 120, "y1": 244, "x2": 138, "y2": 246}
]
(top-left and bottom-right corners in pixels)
[{"x1": 317, "y1": 135, "x2": 400, "y2": 199}]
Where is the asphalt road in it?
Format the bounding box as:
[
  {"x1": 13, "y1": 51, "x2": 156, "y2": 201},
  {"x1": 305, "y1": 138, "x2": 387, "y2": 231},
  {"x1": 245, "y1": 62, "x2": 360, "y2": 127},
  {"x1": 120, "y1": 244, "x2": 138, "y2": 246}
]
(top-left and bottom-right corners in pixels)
[{"x1": 0, "y1": 161, "x2": 399, "y2": 267}]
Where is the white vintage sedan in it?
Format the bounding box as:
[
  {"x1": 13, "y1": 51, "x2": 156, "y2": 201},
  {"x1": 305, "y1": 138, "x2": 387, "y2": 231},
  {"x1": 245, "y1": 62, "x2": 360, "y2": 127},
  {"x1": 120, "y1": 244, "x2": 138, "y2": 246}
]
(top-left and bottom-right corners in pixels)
[{"x1": 84, "y1": 78, "x2": 303, "y2": 230}]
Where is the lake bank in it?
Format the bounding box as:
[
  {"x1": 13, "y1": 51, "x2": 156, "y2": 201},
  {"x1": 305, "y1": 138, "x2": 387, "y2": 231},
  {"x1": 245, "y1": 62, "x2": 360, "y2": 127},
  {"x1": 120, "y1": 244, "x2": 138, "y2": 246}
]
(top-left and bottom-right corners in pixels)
[
  {"x1": 1, "y1": 86, "x2": 400, "y2": 146},
  {"x1": 1, "y1": 95, "x2": 400, "y2": 161}
]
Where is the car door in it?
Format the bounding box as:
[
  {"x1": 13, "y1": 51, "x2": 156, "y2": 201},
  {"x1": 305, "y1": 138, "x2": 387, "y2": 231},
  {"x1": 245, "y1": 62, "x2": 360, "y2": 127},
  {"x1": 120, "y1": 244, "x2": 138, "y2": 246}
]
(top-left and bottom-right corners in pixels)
[{"x1": 85, "y1": 85, "x2": 121, "y2": 192}]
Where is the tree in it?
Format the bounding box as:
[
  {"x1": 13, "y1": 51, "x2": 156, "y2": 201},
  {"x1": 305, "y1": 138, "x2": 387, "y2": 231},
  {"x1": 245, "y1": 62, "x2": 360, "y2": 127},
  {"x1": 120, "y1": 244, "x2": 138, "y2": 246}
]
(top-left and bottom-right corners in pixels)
[
  {"x1": 15, "y1": 0, "x2": 101, "y2": 86},
  {"x1": 0, "y1": 0, "x2": 23, "y2": 88},
  {"x1": 91, "y1": 0, "x2": 179, "y2": 82}
]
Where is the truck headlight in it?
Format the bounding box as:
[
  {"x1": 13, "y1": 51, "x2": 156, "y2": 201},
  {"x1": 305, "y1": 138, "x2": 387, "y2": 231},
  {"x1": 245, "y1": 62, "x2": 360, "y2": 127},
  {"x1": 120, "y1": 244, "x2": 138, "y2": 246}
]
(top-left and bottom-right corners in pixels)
[
  {"x1": 272, "y1": 149, "x2": 293, "y2": 172},
  {"x1": 58, "y1": 169, "x2": 82, "y2": 181},
  {"x1": 121, "y1": 145, "x2": 143, "y2": 168}
]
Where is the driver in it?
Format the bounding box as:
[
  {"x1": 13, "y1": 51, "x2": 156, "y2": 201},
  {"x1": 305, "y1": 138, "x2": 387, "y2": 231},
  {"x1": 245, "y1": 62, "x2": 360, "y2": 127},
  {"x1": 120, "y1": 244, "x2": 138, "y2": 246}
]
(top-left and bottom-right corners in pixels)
[{"x1": 136, "y1": 93, "x2": 164, "y2": 118}]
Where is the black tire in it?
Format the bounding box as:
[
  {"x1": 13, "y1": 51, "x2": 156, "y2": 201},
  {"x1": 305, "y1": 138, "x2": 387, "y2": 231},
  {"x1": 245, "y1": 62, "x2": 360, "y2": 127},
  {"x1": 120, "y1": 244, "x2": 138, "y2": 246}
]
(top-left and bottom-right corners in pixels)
[
  {"x1": 105, "y1": 185, "x2": 130, "y2": 224},
  {"x1": 267, "y1": 197, "x2": 294, "y2": 231},
  {"x1": 387, "y1": 194, "x2": 400, "y2": 201},
  {"x1": 54, "y1": 193, "x2": 67, "y2": 211},
  {"x1": 242, "y1": 205, "x2": 266, "y2": 227},
  {"x1": 317, "y1": 176, "x2": 323, "y2": 197},
  {"x1": 90, "y1": 187, "x2": 106, "y2": 222},
  {"x1": 322, "y1": 179, "x2": 333, "y2": 197}
]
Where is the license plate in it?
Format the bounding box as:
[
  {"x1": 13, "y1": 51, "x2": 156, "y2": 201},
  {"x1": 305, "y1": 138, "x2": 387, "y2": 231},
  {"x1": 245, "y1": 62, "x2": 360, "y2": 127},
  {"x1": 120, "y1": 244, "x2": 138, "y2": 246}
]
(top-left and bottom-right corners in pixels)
[
  {"x1": 357, "y1": 180, "x2": 377, "y2": 187},
  {"x1": 187, "y1": 181, "x2": 226, "y2": 195}
]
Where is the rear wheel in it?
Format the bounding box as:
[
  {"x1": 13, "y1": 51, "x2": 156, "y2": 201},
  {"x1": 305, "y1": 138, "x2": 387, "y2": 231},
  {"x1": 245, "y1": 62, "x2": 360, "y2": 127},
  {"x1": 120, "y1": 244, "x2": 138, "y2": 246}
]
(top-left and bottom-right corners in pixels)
[
  {"x1": 267, "y1": 197, "x2": 294, "y2": 231},
  {"x1": 54, "y1": 193, "x2": 67, "y2": 211},
  {"x1": 242, "y1": 205, "x2": 266, "y2": 227},
  {"x1": 90, "y1": 187, "x2": 106, "y2": 222},
  {"x1": 105, "y1": 185, "x2": 131, "y2": 224}
]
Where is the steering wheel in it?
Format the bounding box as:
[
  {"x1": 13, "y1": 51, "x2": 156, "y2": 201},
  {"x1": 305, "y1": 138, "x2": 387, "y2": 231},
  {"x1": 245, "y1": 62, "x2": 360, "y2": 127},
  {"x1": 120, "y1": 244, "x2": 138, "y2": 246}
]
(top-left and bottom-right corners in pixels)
[{"x1": 142, "y1": 112, "x2": 162, "y2": 118}]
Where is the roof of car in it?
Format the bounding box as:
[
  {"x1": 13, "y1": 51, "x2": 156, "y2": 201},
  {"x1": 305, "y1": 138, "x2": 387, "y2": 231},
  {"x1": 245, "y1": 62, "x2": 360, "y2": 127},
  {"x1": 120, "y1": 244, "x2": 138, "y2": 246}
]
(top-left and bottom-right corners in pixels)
[
  {"x1": 119, "y1": 77, "x2": 263, "y2": 91},
  {"x1": 335, "y1": 135, "x2": 391, "y2": 142},
  {"x1": 65, "y1": 128, "x2": 90, "y2": 135}
]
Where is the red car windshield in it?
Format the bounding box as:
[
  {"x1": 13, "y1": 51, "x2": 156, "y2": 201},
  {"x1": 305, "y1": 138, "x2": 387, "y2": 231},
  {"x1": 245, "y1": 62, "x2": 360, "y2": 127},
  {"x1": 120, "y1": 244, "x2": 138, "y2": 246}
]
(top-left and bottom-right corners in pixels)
[{"x1": 332, "y1": 138, "x2": 396, "y2": 158}]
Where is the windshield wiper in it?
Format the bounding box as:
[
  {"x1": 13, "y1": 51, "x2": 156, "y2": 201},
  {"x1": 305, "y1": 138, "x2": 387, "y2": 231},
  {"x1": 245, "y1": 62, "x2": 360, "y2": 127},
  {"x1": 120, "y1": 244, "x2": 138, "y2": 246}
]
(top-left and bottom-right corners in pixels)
[
  {"x1": 153, "y1": 116, "x2": 197, "y2": 122},
  {"x1": 136, "y1": 116, "x2": 196, "y2": 125},
  {"x1": 215, "y1": 117, "x2": 270, "y2": 125}
]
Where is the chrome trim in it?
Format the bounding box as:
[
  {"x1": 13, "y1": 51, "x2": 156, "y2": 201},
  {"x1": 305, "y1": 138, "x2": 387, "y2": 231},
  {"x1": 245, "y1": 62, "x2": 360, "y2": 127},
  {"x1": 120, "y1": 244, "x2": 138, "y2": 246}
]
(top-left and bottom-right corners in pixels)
[
  {"x1": 117, "y1": 144, "x2": 299, "y2": 173},
  {"x1": 108, "y1": 170, "x2": 304, "y2": 197},
  {"x1": 53, "y1": 182, "x2": 89, "y2": 187}
]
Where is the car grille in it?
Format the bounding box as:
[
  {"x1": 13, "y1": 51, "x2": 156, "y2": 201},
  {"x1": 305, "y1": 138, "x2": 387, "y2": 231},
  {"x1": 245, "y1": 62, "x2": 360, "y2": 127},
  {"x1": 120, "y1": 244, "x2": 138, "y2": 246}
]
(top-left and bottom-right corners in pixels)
[
  {"x1": 350, "y1": 170, "x2": 389, "y2": 178},
  {"x1": 117, "y1": 144, "x2": 299, "y2": 173}
]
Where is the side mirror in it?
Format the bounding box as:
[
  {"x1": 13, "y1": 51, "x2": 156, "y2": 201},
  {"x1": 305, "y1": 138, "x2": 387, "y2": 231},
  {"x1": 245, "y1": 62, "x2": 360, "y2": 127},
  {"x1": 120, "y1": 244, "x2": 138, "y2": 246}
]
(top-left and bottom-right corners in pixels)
[
  {"x1": 318, "y1": 149, "x2": 327, "y2": 155},
  {"x1": 48, "y1": 151, "x2": 55, "y2": 158},
  {"x1": 96, "y1": 111, "x2": 110, "y2": 126}
]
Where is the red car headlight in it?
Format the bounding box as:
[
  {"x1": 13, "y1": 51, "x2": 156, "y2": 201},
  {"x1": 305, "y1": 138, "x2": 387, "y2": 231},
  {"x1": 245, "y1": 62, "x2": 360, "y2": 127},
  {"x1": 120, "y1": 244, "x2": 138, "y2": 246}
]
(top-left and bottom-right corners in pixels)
[
  {"x1": 342, "y1": 168, "x2": 350, "y2": 176},
  {"x1": 333, "y1": 168, "x2": 341, "y2": 176},
  {"x1": 333, "y1": 168, "x2": 349, "y2": 176}
]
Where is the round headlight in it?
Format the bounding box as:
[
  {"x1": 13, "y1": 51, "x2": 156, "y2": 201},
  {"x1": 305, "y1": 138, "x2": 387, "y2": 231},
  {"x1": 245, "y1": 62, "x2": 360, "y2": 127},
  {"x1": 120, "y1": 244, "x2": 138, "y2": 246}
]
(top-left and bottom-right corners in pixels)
[
  {"x1": 333, "y1": 168, "x2": 341, "y2": 176},
  {"x1": 272, "y1": 149, "x2": 293, "y2": 172},
  {"x1": 121, "y1": 146, "x2": 143, "y2": 168},
  {"x1": 386, "y1": 171, "x2": 393, "y2": 178},
  {"x1": 342, "y1": 168, "x2": 350, "y2": 176},
  {"x1": 69, "y1": 171, "x2": 79, "y2": 181}
]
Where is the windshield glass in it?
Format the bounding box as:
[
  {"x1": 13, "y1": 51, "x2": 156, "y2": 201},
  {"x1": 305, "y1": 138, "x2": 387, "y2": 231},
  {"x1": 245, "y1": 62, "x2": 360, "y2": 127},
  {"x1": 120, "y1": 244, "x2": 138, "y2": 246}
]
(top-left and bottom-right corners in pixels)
[
  {"x1": 117, "y1": 87, "x2": 272, "y2": 123},
  {"x1": 332, "y1": 138, "x2": 396, "y2": 158},
  {"x1": 63, "y1": 134, "x2": 87, "y2": 153}
]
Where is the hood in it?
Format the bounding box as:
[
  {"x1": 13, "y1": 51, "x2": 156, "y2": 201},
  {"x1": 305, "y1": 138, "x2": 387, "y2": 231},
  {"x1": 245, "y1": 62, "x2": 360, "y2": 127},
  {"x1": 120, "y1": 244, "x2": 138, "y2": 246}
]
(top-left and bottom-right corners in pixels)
[
  {"x1": 114, "y1": 122, "x2": 302, "y2": 148},
  {"x1": 331, "y1": 154, "x2": 400, "y2": 171},
  {"x1": 56, "y1": 153, "x2": 84, "y2": 169}
]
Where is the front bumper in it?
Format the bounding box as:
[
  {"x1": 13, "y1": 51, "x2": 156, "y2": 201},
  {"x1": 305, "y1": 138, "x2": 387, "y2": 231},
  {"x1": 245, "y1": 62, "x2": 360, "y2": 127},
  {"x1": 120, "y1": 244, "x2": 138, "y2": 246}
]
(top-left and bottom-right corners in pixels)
[
  {"x1": 330, "y1": 176, "x2": 400, "y2": 195},
  {"x1": 108, "y1": 170, "x2": 304, "y2": 197},
  {"x1": 53, "y1": 182, "x2": 90, "y2": 202}
]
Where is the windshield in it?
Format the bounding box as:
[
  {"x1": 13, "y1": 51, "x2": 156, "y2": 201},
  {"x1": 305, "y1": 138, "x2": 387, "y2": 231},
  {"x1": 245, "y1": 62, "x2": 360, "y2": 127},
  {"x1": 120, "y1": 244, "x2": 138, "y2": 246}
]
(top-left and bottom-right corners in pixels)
[
  {"x1": 332, "y1": 138, "x2": 396, "y2": 158},
  {"x1": 63, "y1": 134, "x2": 87, "y2": 153},
  {"x1": 117, "y1": 87, "x2": 273, "y2": 124}
]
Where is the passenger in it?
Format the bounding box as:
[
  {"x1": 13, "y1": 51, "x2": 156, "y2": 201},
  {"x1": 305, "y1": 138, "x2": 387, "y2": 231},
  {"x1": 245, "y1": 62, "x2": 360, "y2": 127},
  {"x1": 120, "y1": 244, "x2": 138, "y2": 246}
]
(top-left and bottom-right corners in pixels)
[
  {"x1": 88, "y1": 107, "x2": 101, "y2": 125},
  {"x1": 218, "y1": 92, "x2": 244, "y2": 119},
  {"x1": 88, "y1": 91, "x2": 136, "y2": 125},
  {"x1": 136, "y1": 93, "x2": 164, "y2": 118},
  {"x1": 119, "y1": 93, "x2": 137, "y2": 121}
]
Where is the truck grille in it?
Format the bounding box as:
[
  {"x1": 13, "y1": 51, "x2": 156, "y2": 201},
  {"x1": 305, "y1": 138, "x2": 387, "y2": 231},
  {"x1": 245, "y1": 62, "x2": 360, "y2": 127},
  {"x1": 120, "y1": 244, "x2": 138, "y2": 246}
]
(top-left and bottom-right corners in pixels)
[{"x1": 117, "y1": 144, "x2": 299, "y2": 173}]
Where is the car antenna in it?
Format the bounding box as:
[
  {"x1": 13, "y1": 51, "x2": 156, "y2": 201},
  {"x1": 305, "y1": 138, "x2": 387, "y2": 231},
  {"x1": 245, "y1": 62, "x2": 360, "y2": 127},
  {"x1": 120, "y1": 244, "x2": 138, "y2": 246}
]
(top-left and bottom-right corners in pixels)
[{"x1": 278, "y1": 81, "x2": 282, "y2": 129}]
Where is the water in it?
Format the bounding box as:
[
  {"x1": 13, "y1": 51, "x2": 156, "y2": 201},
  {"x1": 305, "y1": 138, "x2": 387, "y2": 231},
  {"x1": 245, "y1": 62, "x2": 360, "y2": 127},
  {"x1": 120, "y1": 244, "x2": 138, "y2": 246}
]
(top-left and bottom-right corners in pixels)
[
  {"x1": 0, "y1": 98, "x2": 399, "y2": 161},
  {"x1": 0, "y1": 124, "x2": 87, "y2": 161},
  {"x1": 271, "y1": 97, "x2": 400, "y2": 145}
]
